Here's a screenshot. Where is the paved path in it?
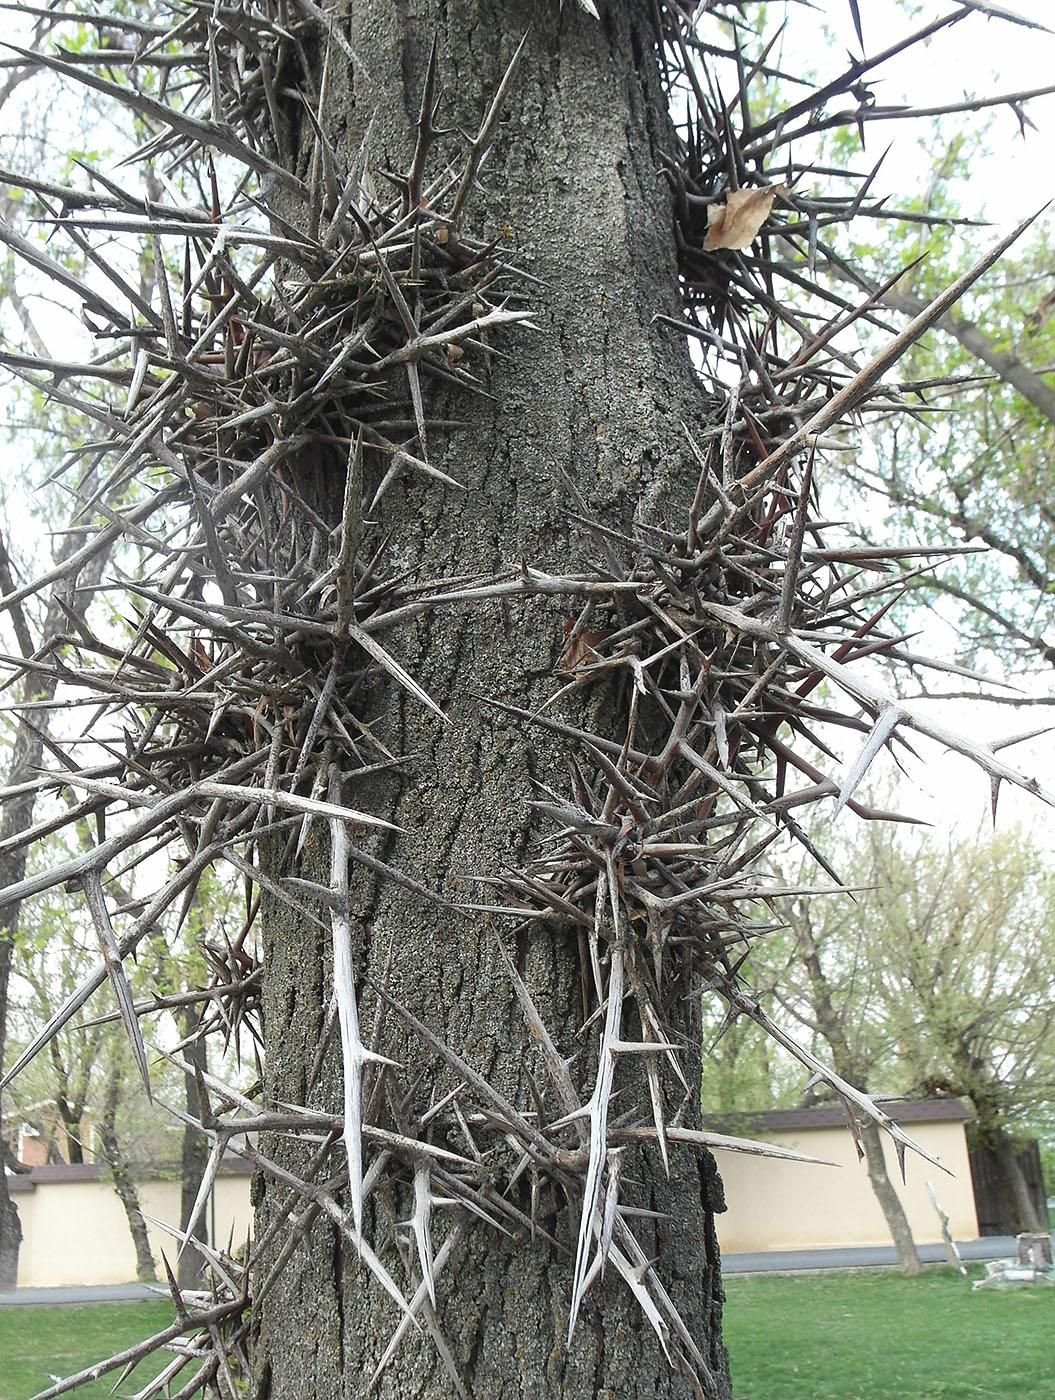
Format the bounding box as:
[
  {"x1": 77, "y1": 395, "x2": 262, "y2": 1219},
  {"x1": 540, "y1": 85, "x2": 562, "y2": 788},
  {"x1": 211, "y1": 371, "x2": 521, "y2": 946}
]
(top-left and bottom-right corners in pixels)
[
  {"x1": 722, "y1": 1235, "x2": 1017, "y2": 1274},
  {"x1": 0, "y1": 1282, "x2": 166, "y2": 1307},
  {"x1": 0, "y1": 1238, "x2": 1022, "y2": 1304}
]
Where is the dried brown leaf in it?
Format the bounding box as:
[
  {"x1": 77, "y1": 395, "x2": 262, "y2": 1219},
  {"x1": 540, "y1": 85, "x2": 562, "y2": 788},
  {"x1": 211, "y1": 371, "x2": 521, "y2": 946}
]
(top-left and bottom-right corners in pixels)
[{"x1": 703, "y1": 185, "x2": 785, "y2": 251}]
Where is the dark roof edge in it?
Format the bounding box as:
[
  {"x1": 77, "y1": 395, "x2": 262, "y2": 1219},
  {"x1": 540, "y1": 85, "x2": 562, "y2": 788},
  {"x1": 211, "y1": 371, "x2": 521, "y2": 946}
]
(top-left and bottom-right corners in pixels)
[
  {"x1": 702, "y1": 1097, "x2": 972, "y2": 1135},
  {"x1": 5, "y1": 1156, "x2": 254, "y2": 1191}
]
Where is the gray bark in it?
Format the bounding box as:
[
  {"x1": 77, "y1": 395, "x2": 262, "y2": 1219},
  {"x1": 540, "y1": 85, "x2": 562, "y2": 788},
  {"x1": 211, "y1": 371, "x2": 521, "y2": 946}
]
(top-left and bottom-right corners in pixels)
[
  {"x1": 253, "y1": 3, "x2": 729, "y2": 1398},
  {"x1": 98, "y1": 1056, "x2": 157, "y2": 1283},
  {"x1": 178, "y1": 1011, "x2": 209, "y2": 1289},
  {"x1": 794, "y1": 927, "x2": 921, "y2": 1274},
  {"x1": 859, "y1": 1119, "x2": 921, "y2": 1276}
]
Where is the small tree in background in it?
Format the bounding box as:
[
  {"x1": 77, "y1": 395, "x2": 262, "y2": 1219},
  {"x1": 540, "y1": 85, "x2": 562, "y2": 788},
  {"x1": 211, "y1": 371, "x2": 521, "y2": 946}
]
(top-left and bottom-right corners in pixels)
[{"x1": 864, "y1": 823, "x2": 1055, "y2": 1232}]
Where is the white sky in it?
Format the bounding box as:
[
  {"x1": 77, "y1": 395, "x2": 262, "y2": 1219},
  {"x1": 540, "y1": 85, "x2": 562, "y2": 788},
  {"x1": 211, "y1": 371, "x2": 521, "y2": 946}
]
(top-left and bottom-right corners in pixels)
[
  {"x1": 747, "y1": 2, "x2": 1055, "y2": 843},
  {"x1": 760, "y1": 2, "x2": 1055, "y2": 219}
]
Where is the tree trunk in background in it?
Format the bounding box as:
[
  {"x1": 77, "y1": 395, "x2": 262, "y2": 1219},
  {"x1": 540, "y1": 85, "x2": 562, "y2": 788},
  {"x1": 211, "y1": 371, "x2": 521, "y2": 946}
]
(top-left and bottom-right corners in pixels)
[
  {"x1": 179, "y1": 1011, "x2": 210, "y2": 1289},
  {"x1": 51, "y1": 1059, "x2": 89, "y2": 1165},
  {"x1": 98, "y1": 1057, "x2": 157, "y2": 1283},
  {"x1": 0, "y1": 698, "x2": 48, "y2": 1286},
  {"x1": 0, "y1": 915, "x2": 17, "y2": 1288},
  {"x1": 0, "y1": 1177, "x2": 19, "y2": 1291},
  {"x1": 860, "y1": 1120, "x2": 922, "y2": 1275},
  {"x1": 960, "y1": 1072, "x2": 1045, "y2": 1233},
  {"x1": 795, "y1": 931, "x2": 921, "y2": 1274},
  {"x1": 994, "y1": 1131, "x2": 1045, "y2": 1233},
  {"x1": 254, "y1": 3, "x2": 730, "y2": 1397},
  {"x1": 0, "y1": 532, "x2": 105, "y2": 1291}
]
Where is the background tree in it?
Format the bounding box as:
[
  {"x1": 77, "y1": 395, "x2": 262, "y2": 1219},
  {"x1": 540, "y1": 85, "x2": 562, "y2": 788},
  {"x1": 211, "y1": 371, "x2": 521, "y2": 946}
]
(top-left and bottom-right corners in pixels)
[
  {"x1": 740, "y1": 815, "x2": 1055, "y2": 1242},
  {"x1": 702, "y1": 2, "x2": 1055, "y2": 683},
  {"x1": 773, "y1": 878, "x2": 924, "y2": 1274},
  {"x1": 4, "y1": 879, "x2": 214, "y2": 1282},
  {"x1": 96, "y1": 1039, "x2": 157, "y2": 1283},
  {"x1": 861, "y1": 822, "x2": 1055, "y2": 1231},
  {"x1": 823, "y1": 131, "x2": 1055, "y2": 678},
  {"x1": 0, "y1": 37, "x2": 167, "y2": 1282}
]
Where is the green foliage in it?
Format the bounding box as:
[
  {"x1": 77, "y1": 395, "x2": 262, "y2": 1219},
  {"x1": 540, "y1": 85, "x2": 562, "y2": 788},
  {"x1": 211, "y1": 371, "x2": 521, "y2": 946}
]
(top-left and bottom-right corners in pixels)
[
  {"x1": 4, "y1": 842, "x2": 243, "y2": 1169},
  {"x1": 850, "y1": 822, "x2": 1055, "y2": 1137},
  {"x1": 700, "y1": 1001, "x2": 802, "y2": 1115},
  {"x1": 714, "y1": 1, "x2": 1055, "y2": 676},
  {"x1": 833, "y1": 142, "x2": 1055, "y2": 673},
  {"x1": 738, "y1": 816, "x2": 1055, "y2": 1146}
]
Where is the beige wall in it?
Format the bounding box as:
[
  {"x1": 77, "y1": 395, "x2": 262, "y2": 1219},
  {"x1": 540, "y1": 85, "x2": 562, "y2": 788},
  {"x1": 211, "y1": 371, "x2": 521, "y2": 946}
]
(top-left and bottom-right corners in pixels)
[
  {"x1": 8, "y1": 1115, "x2": 979, "y2": 1283},
  {"x1": 13, "y1": 1173, "x2": 252, "y2": 1288},
  {"x1": 712, "y1": 1118, "x2": 979, "y2": 1253}
]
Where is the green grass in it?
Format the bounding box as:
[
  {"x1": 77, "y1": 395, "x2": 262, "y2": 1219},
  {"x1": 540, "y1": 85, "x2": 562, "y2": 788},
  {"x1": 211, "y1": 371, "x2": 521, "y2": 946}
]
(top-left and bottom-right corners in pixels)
[
  {"x1": 0, "y1": 1302, "x2": 171, "y2": 1400},
  {"x1": 2, "y1": 1270, "x2": 1053, "y2": 1400},
  {"x1": 724, "y1": 1266, "x2": 1055, "y2": 1399}
]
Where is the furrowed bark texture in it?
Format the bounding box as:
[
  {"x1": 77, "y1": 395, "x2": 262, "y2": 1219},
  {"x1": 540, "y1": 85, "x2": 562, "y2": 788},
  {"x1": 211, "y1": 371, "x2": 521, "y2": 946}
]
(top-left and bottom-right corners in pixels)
[{"x1": 255, "y1": 3, "x2": 730, "y2": 1398}]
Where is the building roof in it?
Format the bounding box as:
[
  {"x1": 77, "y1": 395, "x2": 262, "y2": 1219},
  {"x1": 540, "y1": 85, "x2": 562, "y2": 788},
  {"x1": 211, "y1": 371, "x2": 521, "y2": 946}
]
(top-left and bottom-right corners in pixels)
[
  {"x1": 702, "y1": 1097, "x2": 972, "y2": 1135},
  {"x1": 5, "y1": 1157, "x2": 255, "y2": 1192}
]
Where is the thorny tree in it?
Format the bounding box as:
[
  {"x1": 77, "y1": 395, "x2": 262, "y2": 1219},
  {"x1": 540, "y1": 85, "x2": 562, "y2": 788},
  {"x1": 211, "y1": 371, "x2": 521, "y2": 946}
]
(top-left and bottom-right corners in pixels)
[{"x1": 0, "y1": 3, "x2": 1053, "y2": 1399}]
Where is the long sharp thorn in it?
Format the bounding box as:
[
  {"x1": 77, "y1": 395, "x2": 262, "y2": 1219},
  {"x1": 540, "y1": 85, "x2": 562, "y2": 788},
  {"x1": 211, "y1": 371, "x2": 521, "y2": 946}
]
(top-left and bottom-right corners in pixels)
[
  {"x1": 834, "y1": 706, "x2": 900, "y2": 817},
  {"x1": 568, "y1": 944, "x2": 624, "y2": 1342},
  {"x1": 411, "y1": 1163, "x2": 437, "y2": 1306},
  {"x1": 328, "y1": 767, "x2": 366, "y2": 1241},
  {"x1": 82, "y1": 871, "x2": 152, "y2": 1096}
]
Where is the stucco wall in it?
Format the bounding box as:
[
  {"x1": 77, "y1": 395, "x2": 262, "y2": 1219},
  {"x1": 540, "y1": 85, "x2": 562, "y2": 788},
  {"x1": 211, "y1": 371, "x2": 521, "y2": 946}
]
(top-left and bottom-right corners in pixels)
[
  {"x1": 712, "y1": 1116, "x2": 979, "y2": 1253},
  {"x1": 10, "y1": 1169, "x2": 252, "y2": 1288},
  {"x1": 6, "y1": 1105, "x2": 981, "y2": 1282}
]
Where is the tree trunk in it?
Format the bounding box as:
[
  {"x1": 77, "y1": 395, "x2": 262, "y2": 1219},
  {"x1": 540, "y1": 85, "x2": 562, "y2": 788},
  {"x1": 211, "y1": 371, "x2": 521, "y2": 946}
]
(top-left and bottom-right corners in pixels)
[
  {"x1": 179, "y1": 1011, "x2": 210, "y2": 1290},
  {"x1": 795, "y1": 930, "x2": 921, "y2": 1274},
  {"x1": 254, "y1": 3, "x2": 730, "y2": 1398},
  {"x1": 0, "y1": 1170, "x2": 19, "y2": 1291},
  {"x1": 0, "y1": 529, "x2": 107, "y2": 1288},
  {"x1": 52, "y1": 1079, "x2": 86, "y2": 1164},
  {"x1": 859, "y1": 1120, "x2": 922, "y2": 1275},
  {"x1": 960, "y1": 1073, "x2": 1045, "y2": 1234},
  {"x1": 0, "y1": 928, "x2": 16, "y2": 1289},
  {"x1": 98, "y1": 1056, "x2": 157, "y2": 1283},
  {"x1": 994, "y1": 1131, "x2": 1045, "y2": 1233}
]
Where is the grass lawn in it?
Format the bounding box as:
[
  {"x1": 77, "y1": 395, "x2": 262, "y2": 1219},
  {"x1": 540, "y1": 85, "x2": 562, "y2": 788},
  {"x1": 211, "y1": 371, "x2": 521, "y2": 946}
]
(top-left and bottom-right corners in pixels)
[
  {"x1": 0, "y1": 1302, "x2": 172, "y2": 1400},
  {"x1": 2, "y1": 1269, "x2": 1053, "y2": 1399},
  {"x1": 724, "y1": 1265, "x2": 1055, "y2": 1399}
]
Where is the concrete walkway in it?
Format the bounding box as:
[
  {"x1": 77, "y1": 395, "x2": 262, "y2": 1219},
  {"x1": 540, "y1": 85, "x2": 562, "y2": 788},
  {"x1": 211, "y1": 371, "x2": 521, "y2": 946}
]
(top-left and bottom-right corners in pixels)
[
  {"x1": 722, "y1": 1235, "x2": 1017, "y2": 1275},
  {"x1": 0, "y1": 1281, "x2": 167, "y2": 1306},
  {"x1": 0, "y1": 1238, "x2": 1021, "y2": 1303}
]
